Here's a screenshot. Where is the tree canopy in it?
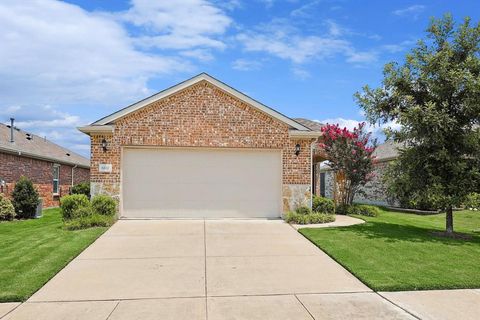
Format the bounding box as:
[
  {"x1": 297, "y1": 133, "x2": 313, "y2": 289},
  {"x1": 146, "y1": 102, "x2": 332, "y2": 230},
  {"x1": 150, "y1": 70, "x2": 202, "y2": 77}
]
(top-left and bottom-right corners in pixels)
[
  {"x1": 355, "y1": 15, "x2": 480, "y2": 234},
  {"x1": 318, "y1": 123, "x2": 377, "y2": 206}
]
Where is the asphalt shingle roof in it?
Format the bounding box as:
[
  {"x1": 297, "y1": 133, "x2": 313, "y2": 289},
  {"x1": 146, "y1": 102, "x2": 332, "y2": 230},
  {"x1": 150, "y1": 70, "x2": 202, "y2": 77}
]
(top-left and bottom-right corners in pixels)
[
  {"x1": 293, "y1": 118, "x2": 324, "y2": 131},
  {"x1": 0, "y1": 123, "x2": 89, "y2": 168}
]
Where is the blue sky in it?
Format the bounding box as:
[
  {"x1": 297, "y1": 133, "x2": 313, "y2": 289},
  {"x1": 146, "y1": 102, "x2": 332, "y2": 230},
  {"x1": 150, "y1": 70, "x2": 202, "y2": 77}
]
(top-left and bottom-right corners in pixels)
[{"x1": 1, "y1": 1, "x2": 479, "y2": 157}]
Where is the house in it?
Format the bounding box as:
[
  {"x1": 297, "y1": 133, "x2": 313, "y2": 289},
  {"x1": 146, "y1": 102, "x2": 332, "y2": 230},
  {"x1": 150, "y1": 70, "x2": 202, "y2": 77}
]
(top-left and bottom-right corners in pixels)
[
  {"x1": 0, "y1": 120, "x2": 90, "y2": 207},
  {"x1": 79, "y1": 73, "x2": 323, "y2": 219},
  {"x1": 318, "y1": 139, "x2": 400, "y2": 206}
]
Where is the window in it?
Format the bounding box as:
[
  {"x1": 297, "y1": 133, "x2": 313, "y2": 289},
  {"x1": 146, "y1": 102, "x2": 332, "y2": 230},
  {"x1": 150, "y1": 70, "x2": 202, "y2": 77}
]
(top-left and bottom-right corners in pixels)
[
  {"x1": 53, "y1": 164, "x2": 60, "y2": 194},
  {"x1": 320, "y1": 172, "x2": 326, "y2": 197}
]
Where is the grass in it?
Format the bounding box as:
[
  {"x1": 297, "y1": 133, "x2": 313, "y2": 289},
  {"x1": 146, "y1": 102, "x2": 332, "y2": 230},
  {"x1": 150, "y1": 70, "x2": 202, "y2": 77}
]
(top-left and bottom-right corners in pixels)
[
  {"x1": 299, "y1": 208, "x2": 480, "y2": 291},
  {"x1": 0, "y1": 208, "x2": 108, "y2": 302}
]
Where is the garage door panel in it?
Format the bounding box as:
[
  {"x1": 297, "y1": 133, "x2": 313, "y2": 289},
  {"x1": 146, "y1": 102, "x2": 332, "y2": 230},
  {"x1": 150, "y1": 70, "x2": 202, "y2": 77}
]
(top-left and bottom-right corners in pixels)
[{"x1": 122, "y1": 148, "x2": 282, "y2": 218}]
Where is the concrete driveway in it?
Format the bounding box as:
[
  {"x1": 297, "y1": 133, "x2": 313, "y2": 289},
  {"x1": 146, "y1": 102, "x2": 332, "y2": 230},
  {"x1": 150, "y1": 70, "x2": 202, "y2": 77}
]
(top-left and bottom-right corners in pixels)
[{"x1": 3, "y1": 220, "x2": 415, "y2": 319}]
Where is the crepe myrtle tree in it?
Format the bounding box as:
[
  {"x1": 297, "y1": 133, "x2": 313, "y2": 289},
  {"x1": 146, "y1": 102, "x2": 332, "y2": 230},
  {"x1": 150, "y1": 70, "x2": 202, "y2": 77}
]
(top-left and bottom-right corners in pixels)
[
  {"x1": 318, "y1": 123, "x2": 377, "y2": 206},
  {"x1": 355, "y1": 15, "x2": 480, "y2": 235}
]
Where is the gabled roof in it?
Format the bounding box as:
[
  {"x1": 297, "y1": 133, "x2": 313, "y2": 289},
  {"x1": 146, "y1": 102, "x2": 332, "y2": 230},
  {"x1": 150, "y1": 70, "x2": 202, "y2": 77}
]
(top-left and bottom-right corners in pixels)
[
  {"x1": 0, "y1": 123, "x2": 89, "y2": 168},
  {"x1": 293, "y1": 118, "x2": 324, "y2": 131},
  {"x1": 87, "y1": 73, "x2": 310, "y2": 131}
]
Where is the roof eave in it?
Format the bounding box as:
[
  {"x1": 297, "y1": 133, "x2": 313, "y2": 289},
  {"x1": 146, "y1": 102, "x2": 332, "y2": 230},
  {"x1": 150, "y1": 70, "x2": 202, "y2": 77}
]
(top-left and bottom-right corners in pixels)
[
  {"x1": 78, "y1": 125, "x2": 115, "y2": 135},
  {"x1": 289, "y1": 130, "x2": 322, "y2": 139},
  {"x1": 0, "y1": 146, "x2": 90, "y2": 168}
]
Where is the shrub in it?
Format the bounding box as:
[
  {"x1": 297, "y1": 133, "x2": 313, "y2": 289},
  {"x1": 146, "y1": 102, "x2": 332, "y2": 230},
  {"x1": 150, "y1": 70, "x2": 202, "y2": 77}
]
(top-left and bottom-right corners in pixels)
[
  {"x1": 348, "y1": 204, "x2": 380, "y2": 217},
  {"x1": 71, "y1": 182, "x2": 90, "y2": 198},
  {"x1": 12, "y1": 176, "x2": 39, "y2": 219},
  {"x1": 335, "y1": 203, "x2": 350, "y2": 215},
  {"x1": 295, "y1": 206, "x2": 312, "y2": 215},
  {"x1": 72, "y1": 206, "x2": 94, "y2": 219},
  {"x1": 60, "y1": 194, "x2": 90, "y2": 220},
  {"x1": 91, "y1": 195, "x2": 117, "y2": 216},
  {"x1": 285, "y1": 212, "x2": 335, "y2": 225},
  {"x1": 465, "y1": 193, "x2": 480, "y2": 210},
  {"x1": 0, "y1": 194, "x2": 15, "y2": 221},
  {"x1": 64, "y1": 213, "x2": 115, "y2": 230},
  {"x1": 312, "y1": 196, "x2": 335, "y2": 214}
]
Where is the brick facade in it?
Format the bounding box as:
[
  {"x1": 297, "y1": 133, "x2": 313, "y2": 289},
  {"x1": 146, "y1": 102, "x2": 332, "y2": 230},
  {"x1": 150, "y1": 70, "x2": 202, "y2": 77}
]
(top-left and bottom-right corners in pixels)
[
  {"x1": 90, "y1": 80, "x2": 313, "y2": 213},
  {"x1": 0, "y1": 152, "x2": 90, "y2": 207}
]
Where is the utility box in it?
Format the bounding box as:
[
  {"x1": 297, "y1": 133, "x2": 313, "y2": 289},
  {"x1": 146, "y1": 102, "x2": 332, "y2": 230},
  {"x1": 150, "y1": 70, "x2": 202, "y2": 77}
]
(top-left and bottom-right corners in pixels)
[{"x1": 35, "y1": 198, "x2": 43, "y2": 218}]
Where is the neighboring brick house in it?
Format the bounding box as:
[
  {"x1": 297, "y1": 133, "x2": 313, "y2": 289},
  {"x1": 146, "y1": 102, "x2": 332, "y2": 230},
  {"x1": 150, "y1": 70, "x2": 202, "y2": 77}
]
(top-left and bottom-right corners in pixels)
[
  {"x1": 79, "y1": 73, "x2": 321, "y2": 218},
  {"x1": 318, "y1": 140, "x2": 400, "y2": 206},
  {"x1": 0, "y1": 121, "x2": 90, "y2": 208}
]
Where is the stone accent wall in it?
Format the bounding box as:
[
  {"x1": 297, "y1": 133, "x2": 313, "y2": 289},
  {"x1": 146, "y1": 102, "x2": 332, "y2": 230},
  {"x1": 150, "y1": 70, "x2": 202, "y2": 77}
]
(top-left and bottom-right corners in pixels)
[
  {"x1": 283, "y1": 184, "x2": 311, "y2": 212},
  {"x1": 319, "y1": 161, "x2": 393, "y2": 206},
  {"x1": 0, "y1": 152, "x2": 90, "y2": 207},
  {"x1": 90, "y1": 80, "x2": 312, "y2": 213}
]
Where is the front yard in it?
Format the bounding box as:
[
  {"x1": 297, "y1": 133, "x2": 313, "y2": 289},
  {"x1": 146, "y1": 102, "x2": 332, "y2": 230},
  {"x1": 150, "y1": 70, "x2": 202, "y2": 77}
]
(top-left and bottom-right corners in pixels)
[
  {"x1": 0, "y1": 208, "x2": 108, "y2": 302},
  {"x1": 300, "y1": 208, "x2": 480, "y2": 291}
]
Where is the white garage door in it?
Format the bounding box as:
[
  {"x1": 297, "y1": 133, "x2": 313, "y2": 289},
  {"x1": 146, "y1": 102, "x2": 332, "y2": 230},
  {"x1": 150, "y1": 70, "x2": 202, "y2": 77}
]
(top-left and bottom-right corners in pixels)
[{"x1": 121, "y1": 148, "x2": 282, "y2": 218}]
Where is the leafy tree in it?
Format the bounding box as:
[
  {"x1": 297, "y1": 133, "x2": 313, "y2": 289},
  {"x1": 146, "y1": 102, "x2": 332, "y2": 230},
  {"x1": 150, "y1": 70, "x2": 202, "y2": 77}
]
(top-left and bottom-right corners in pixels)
[
  {"x1": 12, "y1": 176, "x2": 40, "y2": 219},
  {"x1": 355, "y1": 15, "x2": 480, "y2": 234},
  {"x1": 318, "y1": 123, "x2": 377, "y2": 206}
]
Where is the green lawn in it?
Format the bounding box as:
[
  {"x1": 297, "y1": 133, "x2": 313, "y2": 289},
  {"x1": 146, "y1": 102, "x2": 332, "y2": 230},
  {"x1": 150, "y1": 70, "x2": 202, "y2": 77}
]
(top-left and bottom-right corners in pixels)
[
  {"x1": 0, "y1": 208, "x2": 108, "y2": 302},
  {"x1": 299, "y1": 208, "x2": 480, "y2": 291}
]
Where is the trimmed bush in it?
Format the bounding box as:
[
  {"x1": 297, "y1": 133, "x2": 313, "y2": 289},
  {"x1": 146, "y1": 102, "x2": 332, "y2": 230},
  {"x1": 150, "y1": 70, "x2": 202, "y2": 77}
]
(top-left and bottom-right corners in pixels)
[
  {"x1": 72, "y1": 206, "x2": 94, "y2": 219},
  {"x1": 91, "y1": 195, "x2": 117, "y2": 216},
  {"x1": 60, "y1": 194, "x2": 90, "y2": 220},
  {"x1": 312, "y1": 196, "x2": 335, "y2": 214},
  {"x1": 285, "y1": 212, "x2": 336, "y2": 224},
  {"x1": 348, "y1": 204, "x2": 380, "y2": 217},
  {"x1": 295, "y1": 206, "x2": 312, "y2": 215},
  {"x1": 64, "y1": 213, "x2": 115, "y2": 230},
  {"x1": 465, "y1": 193, "x2": 480, "y2": 210},
  {"x1": 71, "y1": 182, "x2": 90, "y2": 198},
  {"x1": 12, "y1": 176, "x2": 39, "y2": 219},
  {"x1": 0, "y1": 194, "x2": 15, "y2": 221}
]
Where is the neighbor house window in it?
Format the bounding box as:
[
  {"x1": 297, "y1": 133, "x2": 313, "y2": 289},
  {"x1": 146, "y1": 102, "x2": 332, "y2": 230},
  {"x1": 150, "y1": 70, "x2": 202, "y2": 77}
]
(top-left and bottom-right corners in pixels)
[{"x1": 53, "y1": 164, "x2": 60, "y2": 194}]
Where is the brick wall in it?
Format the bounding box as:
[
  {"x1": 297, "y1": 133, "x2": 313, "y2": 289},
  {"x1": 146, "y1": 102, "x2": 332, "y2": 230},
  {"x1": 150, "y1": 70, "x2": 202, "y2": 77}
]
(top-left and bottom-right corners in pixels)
[
  {"x1": 90, "y1": 80, "x2": 313, "y2": 212},
  {"x1": 0, "y1": 152, "x2": 90, "y2": 207}
]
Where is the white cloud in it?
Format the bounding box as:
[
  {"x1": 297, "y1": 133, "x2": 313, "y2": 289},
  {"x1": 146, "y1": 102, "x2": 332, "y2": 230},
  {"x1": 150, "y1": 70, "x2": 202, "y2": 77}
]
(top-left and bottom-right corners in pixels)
[
  {"x1": 237, "y1": 20, "x2": 377, "y2": 65},
  {"x1": 292, "y1": 67, "x2": 311, "y2": 80},
  {"x1": 0, "y1": 0, "x2": 193, "y2": 107},
  {"x1": 346, "y1": 51, "x2": 377, "y2": 63},
  {"x1": 290, "y1": 0, "x2": 321, "y2": 18},
  {"x1": 232, "y1": 58, "x2": 262, "y2": 71},
  {"x1": 325, "y1": 20, "x2": 343, "y2": 37},
  {"x1": 318, "y1": 118, "x2": 401, "y2": 141},
  {"x1": 121, "y1": 0, "x2": 231, "y2": 50},
  {"x1": 382, "y1": 40, "x2": 416, "y2": 53},
  {"x1": 180, "y1": 49, "x2": 215, "y2": 61},
  {"x1": 393, "y1": 5, "x2": 425, "y2": 18}
]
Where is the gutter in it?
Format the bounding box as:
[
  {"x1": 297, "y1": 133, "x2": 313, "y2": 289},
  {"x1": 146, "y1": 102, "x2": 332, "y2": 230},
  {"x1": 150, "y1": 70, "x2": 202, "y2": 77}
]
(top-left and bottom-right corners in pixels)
[
  {"x1": 289, "y1": 130, "x2": 322, "y2": 139},
  {"x1": 0, "y1": 146, "x2": 90, "y2": 169},
  {"x1": 78, "y1": 125, "x2": 115, "y2": 135}
]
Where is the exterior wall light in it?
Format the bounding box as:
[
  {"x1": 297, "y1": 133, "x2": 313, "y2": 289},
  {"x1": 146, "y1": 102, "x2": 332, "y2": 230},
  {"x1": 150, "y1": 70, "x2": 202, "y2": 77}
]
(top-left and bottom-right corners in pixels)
[
  {"x1": 295, "y1": 143, "x2": 301, "y2": 156},
  {"x1": 101, "y1": 138, "x2": 108, "y2": 152}
]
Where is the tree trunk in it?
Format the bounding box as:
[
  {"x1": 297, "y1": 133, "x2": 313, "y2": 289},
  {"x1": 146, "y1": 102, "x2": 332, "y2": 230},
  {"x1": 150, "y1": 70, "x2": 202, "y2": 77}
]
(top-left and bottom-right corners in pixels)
[{"x1": 446, "y1": 205, "x2": 454, "y2": 234}]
